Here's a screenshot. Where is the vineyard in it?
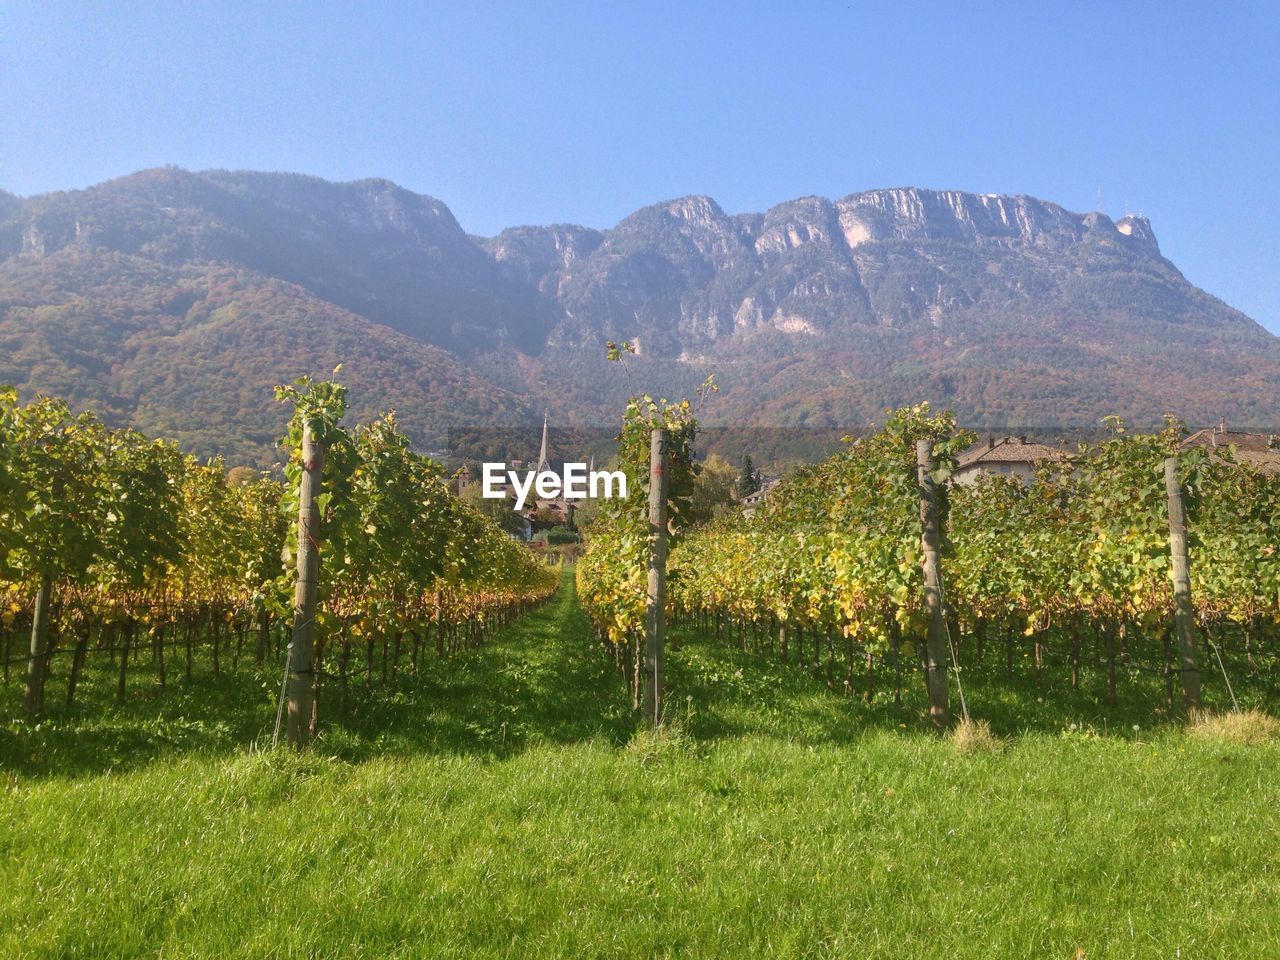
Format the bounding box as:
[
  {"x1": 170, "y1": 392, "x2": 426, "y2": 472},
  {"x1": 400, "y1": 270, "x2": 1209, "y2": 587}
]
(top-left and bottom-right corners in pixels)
[
  {"x1": 580, "y1": 401, "x2": 1280, "y2": 727},
  {"x1": 5, "y1": 372, "x2": 1279, "y2": 747},
  {"x1": 0, "y1": 376, "x2": 557, "y2": 742},
  {"x1": 4, "y1": 384, "x2": 1280, "y2": 957}
]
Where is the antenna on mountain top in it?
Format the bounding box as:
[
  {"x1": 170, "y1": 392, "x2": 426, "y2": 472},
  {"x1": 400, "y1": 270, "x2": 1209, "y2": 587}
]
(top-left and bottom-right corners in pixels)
[{"x1": 1096, "y1": 187, "x2": 1103, "y2": 212}]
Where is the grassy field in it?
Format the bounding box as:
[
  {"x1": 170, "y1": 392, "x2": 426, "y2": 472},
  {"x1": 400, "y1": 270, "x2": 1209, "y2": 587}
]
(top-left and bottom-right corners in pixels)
[{"x1": 3, "y1": 571, "x2": 1280, "y2": 957}]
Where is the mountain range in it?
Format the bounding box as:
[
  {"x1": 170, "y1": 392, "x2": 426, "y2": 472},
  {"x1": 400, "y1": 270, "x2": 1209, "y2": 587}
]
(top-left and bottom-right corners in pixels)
[{"x1": 2, "y1": 167, "x2": 1276, "y2": 465}]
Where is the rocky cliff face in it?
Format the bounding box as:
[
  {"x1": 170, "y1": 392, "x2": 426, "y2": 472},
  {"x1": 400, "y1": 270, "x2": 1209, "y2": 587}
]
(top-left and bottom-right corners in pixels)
[
  {"x1": 497, "y1": 186, "x2": 1193, "y2": 355},
  {"x1": 0, "y1": 176, "x2": 1196, "y2": 357},
  {"x1": 483, "y1": 224, "x2": 604, "y2": 297},
  {"x1": 833, "y1": 188, "x2": 1155, "y2": 249}
]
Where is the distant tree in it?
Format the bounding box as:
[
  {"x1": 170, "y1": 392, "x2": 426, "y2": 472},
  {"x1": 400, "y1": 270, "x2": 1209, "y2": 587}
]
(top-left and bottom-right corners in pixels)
[
  {"x1": 738, "y1": 454, "x2": 761, "y2": 498},
  {"x1": 458, "y1": 479, "x2": 527, "y2": 536},
  {"x1": 533, "y1": 506, "x2": 561, "y2": 528},
  {"x1": 688, "y1": 453, "x2": 740, "y2": 526},
  {"x1": 226, "y1": 465, "x2": 259, "y2": 486},
  {"x1": 546, "y1": 525, "x2": 579, "y2": 545},
  {"x1": 573, "y1": 490, "x2": 611, "y2": 535}
]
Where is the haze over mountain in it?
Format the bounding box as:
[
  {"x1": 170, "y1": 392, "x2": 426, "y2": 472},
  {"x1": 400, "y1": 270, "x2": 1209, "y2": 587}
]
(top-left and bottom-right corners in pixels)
[{"x1": 1, "y1": 167, "x2": 1276, "y2": 465}]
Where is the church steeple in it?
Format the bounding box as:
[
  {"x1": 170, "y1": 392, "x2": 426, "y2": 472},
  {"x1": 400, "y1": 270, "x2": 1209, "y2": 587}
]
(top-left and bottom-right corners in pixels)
[{"x1": 536, "y1": 412, "x2": 551, "y2": 474}]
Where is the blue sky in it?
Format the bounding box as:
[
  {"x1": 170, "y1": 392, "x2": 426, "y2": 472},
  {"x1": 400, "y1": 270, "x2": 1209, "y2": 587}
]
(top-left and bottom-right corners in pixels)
[{"x1": 2, "y1": 2, "x2": 1277, "y2": 331}]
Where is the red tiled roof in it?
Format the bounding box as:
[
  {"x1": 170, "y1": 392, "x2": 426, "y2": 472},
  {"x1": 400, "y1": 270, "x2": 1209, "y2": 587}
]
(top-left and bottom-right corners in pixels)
[
  {"x1": 956, "y1": 437, "x2": 1072, "y2": 469},
  {"x1": 1181, "y1": 428, "x2": 1280, "y2": 474}
]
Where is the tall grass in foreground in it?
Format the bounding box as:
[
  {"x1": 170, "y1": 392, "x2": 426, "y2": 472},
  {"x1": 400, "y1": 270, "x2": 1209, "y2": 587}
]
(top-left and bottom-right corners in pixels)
[
  {"x1": 3, "y1": 572, "x2": 1279, "y2": 957},
  {"x1": 4, "y1": 731, "x2": 1279, "y2": 958}
]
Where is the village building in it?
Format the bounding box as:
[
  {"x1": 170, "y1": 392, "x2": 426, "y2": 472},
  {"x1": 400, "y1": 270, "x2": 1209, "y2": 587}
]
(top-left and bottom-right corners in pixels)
[
  {"x1": 952, "y1": 436, "x2": 1072, "y2": 485},
  {"x1": 1180, "y1": 420, "x2": 1280, "y2": 474},
  {"x1": 465, "y1": 414, "x2": 577, "y2": 536},
  {"x1": 741, "y1": 477, "x2": 781, "y2": 518},
  {"x1": 512, "y1": 414, "x2": 577, "y2": 528}
]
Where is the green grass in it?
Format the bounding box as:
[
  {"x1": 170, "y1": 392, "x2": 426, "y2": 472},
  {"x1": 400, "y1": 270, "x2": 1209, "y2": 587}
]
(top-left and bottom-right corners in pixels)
[
  {"x1": 3, "y1": 572, "x2": 1280, "y2": 957},
  {"x1": 0, "y1": 575, "x2": 630, "y2": 777}
]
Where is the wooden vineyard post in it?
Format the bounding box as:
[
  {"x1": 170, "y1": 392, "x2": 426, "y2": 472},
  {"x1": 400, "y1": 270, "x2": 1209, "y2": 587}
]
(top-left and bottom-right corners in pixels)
[
  {"x1": 644, "y1": 428, "x2": 668, "y2": 727},
  {"x1": 286, "y1": 422, "x2": 324, "y2": 749},
  {"x1": 1163, "y1": 457, "x2": 1202, "y2": 713},
  {"x1": 915, "y1": 440, "x2": 950, "y2": 728},
  {"x1": 23, "y1": 573, "x2": 53, "y2": 718}
]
